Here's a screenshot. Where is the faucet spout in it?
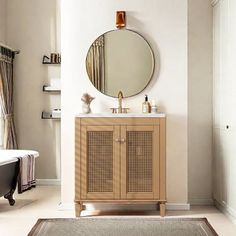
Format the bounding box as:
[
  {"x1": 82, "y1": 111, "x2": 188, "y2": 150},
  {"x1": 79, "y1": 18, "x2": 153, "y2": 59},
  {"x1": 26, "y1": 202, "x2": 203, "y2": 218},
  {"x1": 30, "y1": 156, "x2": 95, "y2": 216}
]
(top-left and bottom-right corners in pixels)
[{"x1": 118, "y1": 91, "x2": 123, "y2": 113}]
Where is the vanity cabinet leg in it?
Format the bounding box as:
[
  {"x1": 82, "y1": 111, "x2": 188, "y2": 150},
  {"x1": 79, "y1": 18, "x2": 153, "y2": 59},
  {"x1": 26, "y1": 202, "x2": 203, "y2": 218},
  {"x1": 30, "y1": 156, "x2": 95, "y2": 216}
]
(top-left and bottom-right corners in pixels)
[
  {"x1": 160, "y1": 202, "x2": 166, "y2": 217},
  {"x1": 76, "y1": 202, "x2": 83, "y2": 217}
]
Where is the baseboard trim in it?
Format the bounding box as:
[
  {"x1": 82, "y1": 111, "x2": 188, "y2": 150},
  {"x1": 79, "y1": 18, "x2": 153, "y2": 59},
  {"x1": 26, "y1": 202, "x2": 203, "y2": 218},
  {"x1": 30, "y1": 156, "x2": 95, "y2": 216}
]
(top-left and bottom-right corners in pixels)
[
  {"x1": 58, "y1": 202, "x2": 190, "y2": 211},
  {"x1": 36, "y1": 179, "x2": 61, "y2": 186},
  {"x1": 189, "y1": 198, "x2": 214, "y2": 206},
  {"x1": 214, "y1": 200, "x2": 236, "y2": 224},
  {"x1": 166, "y1": 203, "x2": 190, "y2": 210},
  {"x1": 58, "y1": 202, "x2": 74, "y2": 211}
]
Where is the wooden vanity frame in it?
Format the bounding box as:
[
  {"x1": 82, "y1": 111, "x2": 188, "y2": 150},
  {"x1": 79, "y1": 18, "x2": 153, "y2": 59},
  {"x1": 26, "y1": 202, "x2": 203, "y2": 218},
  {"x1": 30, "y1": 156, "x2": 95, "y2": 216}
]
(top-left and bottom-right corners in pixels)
[{"x1": 75, "y1": 117, "x2": 166, "y2": 216}]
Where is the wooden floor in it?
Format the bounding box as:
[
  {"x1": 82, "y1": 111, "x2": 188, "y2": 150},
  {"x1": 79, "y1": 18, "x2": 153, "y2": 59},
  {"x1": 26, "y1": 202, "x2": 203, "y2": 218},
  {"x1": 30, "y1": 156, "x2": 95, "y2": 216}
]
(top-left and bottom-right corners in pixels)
[{"x1": 0, "y1": 186, "x2": 236, "y2": 236}]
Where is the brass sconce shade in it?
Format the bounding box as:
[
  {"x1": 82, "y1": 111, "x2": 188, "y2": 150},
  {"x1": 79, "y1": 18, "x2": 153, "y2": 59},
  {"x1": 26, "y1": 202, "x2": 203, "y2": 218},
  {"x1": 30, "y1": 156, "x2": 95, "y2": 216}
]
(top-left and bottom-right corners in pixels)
[{"x1": 116, "y1": 11, "x2": 126, "y2": 29}]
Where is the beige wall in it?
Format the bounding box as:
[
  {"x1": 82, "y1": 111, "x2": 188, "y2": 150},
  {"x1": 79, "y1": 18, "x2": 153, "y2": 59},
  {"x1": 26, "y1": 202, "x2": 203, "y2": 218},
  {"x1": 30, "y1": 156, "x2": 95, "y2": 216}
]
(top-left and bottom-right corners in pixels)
[
  {"x1": 6, "y1": 0, "x2": 61, "y2": 180},
  {"x1": 188, "y1": 0, "x2": 213, "y2": 204},
  {"x1": 61, "y1": 0, "x2": 188, "y2": 205},
  {"x1": 0, "y1": 0, "x2": 6, "y2": 43}
]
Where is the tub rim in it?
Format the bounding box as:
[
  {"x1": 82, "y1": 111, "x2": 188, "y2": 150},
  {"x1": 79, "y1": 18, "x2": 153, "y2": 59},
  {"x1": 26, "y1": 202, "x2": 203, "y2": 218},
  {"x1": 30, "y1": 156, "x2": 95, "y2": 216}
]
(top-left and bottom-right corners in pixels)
[{"x1": 0, "y1": 150, "x2": 39, "y2": 166}]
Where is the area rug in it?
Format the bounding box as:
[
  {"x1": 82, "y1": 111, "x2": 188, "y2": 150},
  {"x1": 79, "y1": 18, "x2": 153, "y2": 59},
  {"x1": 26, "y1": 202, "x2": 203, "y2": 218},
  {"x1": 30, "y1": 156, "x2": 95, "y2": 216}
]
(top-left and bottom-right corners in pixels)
[{"x1": 28, "y1": 217, "x2": 218, "y2": 236}]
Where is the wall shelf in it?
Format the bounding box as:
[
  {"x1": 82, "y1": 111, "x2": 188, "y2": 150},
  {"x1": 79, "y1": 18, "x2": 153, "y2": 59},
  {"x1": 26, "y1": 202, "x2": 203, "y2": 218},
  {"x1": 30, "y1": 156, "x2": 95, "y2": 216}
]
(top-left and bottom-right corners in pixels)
[
  {"x1": 42, "y1": 54, "x2": 61, "y2": 65},
  {"x1": 42, "y1": 62, "x2": 61, "y2": 65},
  {"x1": 41, "y1": 111, "x2": 61, "y2": 120},
  {"x1": 41, "y1": 54, "x2": 61, "y2": 120},
  {"x1": 43, "y1": 85, "x2": 61, "y2": 93}
]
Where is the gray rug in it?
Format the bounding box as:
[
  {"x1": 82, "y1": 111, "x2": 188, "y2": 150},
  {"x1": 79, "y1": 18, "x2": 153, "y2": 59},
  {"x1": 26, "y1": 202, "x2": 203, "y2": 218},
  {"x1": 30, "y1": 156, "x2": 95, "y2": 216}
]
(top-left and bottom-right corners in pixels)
[{"x1": 28, "y1": 217, "x2": 218, "y2": 236}]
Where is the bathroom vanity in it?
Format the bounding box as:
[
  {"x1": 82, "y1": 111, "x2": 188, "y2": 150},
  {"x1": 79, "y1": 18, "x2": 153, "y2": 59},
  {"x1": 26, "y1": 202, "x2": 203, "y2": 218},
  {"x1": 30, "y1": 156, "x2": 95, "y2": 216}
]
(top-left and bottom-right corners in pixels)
[
  {"x1": 75, "y1": 14, "x2": 166, "y2": 216},
  {"x1": 75, "y1": 113, "x2": 166, "y2": 216}
]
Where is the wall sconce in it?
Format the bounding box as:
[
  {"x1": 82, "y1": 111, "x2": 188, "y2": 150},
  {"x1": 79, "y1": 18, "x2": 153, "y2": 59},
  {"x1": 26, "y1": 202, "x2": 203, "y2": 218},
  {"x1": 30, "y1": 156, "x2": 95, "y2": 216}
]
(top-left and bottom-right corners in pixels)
[{"x1": 116, "y1": 11, "x2": 126, "y2": 29}]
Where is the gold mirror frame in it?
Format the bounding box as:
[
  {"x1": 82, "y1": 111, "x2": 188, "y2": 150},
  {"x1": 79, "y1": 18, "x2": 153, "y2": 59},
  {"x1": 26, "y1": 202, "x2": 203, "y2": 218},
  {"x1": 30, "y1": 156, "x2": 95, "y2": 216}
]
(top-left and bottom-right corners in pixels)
[{"x1": 86, "y1": 29, "x2": 155, "y2": 98}]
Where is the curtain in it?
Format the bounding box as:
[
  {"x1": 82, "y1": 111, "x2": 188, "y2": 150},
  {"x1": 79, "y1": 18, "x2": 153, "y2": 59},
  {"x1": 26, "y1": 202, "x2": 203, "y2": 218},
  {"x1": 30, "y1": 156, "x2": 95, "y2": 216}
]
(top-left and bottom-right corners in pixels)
[
  {"x1": 0, "y1": 47, "x2": 18, "y2": 149},
  {"x1": 86, "y1": 35, "x2": 105, "y2": 93}
]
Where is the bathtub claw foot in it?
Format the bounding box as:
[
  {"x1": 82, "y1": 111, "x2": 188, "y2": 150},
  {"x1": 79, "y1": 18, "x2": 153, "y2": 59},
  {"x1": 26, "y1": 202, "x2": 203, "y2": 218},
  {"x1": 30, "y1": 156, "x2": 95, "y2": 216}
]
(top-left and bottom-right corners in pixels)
[
  {"x1": 8, "y1": 198, "x2": 15, "y2": 206},
  {"x1": 4, "y1": 191, "x2": 15, "y2": 206}
]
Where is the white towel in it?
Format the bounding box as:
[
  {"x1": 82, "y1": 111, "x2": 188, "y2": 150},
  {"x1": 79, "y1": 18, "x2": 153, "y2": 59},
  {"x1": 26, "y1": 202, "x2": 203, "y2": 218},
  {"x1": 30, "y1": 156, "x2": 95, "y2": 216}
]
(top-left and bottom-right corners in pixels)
[{"x1": 17, "y1": 154, "x2": 36, "y2": 193}]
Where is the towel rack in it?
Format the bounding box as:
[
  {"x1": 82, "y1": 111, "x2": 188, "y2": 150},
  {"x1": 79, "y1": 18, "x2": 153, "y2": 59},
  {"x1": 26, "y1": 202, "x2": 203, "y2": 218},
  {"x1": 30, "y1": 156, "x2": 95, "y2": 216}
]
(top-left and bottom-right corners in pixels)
[{"x1": 0, "y1": 43, "x2": 20, "y2": 54}]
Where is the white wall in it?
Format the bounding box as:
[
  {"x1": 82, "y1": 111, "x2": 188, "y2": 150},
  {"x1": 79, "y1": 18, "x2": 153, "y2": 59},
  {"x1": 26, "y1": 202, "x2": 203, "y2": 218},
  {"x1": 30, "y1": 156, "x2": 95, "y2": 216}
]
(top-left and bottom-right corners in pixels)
[
  {"x1": 213, "y1": 0, "x2": 236, "y2": 221},
  {"x1": 188, "y1": 0, "x2": 213, "y2": 205},
  {"x1": 0, "y1": 0, "x2": 6, "y2": 43},
  {"x1": 6, "y1": 0, "x2": 61, "y2": 180},
  {"x1": 61, "y1": 0, "x2": 188, "y2": 205}
]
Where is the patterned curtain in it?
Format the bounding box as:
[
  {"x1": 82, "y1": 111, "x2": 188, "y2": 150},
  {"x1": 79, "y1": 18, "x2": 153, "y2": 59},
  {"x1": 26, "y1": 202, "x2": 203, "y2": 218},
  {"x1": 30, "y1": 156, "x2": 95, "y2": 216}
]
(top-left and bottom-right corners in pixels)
[
  {"x1": 86, "y1": 36, "x2": 105, "y2": 93},
  {"x1": 0, "y1": 47, "x2": 18, "y2": 149}
]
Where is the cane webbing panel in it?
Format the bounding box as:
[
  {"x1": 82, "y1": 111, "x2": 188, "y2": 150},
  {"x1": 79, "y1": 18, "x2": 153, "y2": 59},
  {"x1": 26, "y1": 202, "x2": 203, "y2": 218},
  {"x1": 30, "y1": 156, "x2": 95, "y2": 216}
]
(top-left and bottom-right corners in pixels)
[
  {"x1": 87, "y1": 131, "x2": 113, "y2": 192},
  {"x1": 127, "y1": 131, "x2": 153, "y2": 192}
]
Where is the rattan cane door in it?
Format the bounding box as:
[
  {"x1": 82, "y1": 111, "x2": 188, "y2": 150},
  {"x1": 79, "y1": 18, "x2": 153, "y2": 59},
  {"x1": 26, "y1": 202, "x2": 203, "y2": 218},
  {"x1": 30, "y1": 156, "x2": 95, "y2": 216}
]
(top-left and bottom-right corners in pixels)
[
  {"x1": 120, "y1": 125, "x2": 160, "y2": 200},
  {"x1": 81, "y1": 125, "x2": 120, "y2": 200}
]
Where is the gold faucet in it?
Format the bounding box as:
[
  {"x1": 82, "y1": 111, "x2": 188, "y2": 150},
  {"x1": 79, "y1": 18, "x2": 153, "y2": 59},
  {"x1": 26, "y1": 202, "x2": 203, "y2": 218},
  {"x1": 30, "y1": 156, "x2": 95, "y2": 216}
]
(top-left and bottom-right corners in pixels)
[
  {"x1": 118, "y1": 91, "x2": 123, "y2": 113},
  {"x1": 110, "y1": 91, "x2": 129, "y2": 113}
]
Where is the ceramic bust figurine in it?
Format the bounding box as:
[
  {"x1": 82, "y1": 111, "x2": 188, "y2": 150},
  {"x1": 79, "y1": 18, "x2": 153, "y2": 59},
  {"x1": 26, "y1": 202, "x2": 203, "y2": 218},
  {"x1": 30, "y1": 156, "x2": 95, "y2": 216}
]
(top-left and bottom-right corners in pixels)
[{"x1": 81, "y1": 93, "x2": 95, "y2": 114}]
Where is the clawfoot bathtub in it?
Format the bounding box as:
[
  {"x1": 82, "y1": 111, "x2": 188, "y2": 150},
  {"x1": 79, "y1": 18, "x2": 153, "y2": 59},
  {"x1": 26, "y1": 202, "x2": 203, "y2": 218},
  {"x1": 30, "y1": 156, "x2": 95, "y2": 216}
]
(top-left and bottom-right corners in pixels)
[{"x1": 0, "y1": 150, "x2": 39, "y2": 205}]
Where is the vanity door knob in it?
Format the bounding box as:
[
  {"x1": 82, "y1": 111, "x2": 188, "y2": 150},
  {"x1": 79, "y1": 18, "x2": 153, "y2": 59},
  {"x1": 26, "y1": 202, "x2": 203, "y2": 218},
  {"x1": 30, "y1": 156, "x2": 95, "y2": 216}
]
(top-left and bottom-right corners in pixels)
[
  {"x1": 114, "y1": 138, "x2": 126, "y2": 143},
  {"x1": 120, "y1": 138, "x2": 126, "y2": 143}
]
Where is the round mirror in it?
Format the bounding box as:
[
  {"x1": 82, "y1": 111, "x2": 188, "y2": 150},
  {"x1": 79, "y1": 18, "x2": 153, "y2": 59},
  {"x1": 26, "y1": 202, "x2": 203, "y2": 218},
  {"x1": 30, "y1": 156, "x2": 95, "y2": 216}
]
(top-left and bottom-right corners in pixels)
[{"x1": 86, "y1": 29, "x2": 155, "y2": 98}]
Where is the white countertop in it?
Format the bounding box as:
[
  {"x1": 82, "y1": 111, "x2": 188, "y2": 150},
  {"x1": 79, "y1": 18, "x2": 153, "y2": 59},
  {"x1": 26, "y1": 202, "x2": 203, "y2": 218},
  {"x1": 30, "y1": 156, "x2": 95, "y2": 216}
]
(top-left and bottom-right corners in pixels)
[{"x1": 75, "y1": 113, "x2": 166, "y2": 118}]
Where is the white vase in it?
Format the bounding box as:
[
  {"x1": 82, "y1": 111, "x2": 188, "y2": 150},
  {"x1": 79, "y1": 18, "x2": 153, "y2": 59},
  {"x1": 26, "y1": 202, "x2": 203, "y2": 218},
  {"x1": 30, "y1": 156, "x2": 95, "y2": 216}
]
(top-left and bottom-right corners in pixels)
[{"x1": 82, "y1": 103, "x2": 91, "y2": 114}]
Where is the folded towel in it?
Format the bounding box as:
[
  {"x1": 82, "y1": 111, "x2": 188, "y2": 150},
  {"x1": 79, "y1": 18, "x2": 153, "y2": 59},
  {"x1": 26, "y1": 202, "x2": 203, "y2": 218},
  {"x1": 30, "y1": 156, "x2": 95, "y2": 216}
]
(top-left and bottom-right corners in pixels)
[{"x1": 17, "y1": 154, "x2": 36, "y2": 193}]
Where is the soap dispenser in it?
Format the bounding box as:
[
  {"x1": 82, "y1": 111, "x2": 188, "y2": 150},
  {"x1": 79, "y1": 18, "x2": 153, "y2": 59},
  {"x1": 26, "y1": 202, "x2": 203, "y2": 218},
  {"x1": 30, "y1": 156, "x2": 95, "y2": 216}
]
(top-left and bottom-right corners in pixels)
[{"x1": 142, "y1": 95, "x2": 151, "y2": 113}]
